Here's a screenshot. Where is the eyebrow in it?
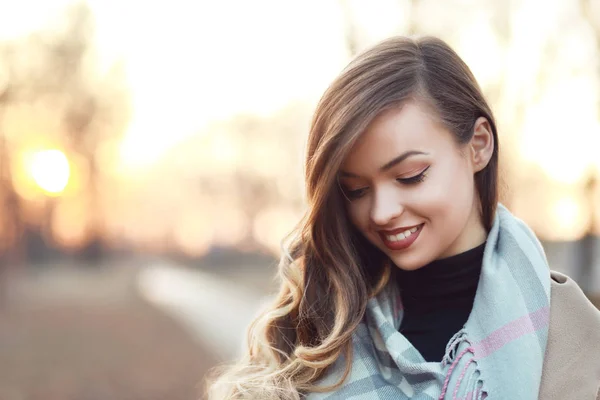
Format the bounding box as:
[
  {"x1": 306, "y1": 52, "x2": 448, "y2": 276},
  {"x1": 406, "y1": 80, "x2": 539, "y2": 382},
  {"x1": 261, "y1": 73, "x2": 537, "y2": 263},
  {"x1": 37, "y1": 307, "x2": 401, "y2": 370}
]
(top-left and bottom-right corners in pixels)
[{"x1": 338, "y1": 150, "x2": 428, "y2": 178}]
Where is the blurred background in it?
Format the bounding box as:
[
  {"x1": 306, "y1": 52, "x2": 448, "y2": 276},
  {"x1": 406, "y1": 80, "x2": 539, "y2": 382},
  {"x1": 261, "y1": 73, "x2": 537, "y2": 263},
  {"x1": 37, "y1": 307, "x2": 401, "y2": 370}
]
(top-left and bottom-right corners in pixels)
[{"x1": 0, "y1": 0, "x2": 599, "y2": 399}]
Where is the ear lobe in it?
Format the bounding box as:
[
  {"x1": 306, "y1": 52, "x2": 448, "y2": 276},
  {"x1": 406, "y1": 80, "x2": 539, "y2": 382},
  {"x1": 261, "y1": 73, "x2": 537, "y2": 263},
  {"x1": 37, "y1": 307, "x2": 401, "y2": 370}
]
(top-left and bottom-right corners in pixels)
[{"x1": 470, "y1": 117, "x2": 494, "y2": 172}]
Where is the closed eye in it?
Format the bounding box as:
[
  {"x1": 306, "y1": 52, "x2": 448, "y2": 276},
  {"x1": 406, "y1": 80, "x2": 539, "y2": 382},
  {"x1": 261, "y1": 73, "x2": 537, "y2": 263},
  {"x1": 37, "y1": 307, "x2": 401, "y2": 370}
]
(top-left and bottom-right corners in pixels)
[
  {"x1": 397, "y1": 166, "x2": 430, "y2": 185},
  {"x1": 340, "y1": 166, "x2": 430, "y2": 201},
  {"x1": 344, "y1": 187, "x2": 367, "y2": 200}
]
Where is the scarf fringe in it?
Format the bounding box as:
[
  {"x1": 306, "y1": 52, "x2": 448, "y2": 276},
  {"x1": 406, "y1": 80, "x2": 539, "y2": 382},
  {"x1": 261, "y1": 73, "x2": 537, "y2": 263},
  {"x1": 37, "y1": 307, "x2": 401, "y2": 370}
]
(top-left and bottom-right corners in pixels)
[
  {"x1": 438, "y1": 329, "x2": 487, "y2": 400},
  {"x1": 441, "y1": 328, "x2": 467, "y2": 365}
]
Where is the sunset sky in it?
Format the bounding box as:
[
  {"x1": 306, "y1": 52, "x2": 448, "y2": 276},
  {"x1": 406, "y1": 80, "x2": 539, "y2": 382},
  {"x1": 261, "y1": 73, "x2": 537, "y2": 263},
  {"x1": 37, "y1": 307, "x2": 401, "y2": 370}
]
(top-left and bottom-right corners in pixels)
[{"x1": 0, "y1": 0, "x2": 598, "y2": 250}]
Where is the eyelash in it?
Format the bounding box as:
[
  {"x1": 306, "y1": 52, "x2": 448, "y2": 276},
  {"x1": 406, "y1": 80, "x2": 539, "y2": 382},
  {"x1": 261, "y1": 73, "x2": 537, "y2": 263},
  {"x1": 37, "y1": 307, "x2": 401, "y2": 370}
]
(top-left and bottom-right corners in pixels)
[
  {"x1": 343, "y1": 166, "x2": 430, "y2": 200},
  {"x1": 399, "y1": 166, "x2": 430, "y2": 185}
]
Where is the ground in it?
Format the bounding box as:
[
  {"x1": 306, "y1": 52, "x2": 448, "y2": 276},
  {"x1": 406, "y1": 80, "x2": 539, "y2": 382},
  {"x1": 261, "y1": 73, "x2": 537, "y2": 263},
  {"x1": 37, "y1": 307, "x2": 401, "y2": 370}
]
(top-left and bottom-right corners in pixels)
[{"x1": 0, "y1": 260, "x2": 216, "y2": 400}]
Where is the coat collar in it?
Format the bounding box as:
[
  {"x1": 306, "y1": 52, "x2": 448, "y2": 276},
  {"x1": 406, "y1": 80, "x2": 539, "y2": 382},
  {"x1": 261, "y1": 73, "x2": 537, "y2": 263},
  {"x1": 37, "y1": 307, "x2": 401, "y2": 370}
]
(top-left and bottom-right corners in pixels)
[{"x1": 539, "y1": 270, "x2": 600, "y2": 399}]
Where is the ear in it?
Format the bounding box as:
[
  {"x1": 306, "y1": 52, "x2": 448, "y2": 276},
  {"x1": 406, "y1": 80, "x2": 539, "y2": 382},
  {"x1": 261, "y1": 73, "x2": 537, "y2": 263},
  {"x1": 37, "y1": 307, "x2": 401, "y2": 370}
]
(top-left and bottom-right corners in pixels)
[{"x1": 469, "y1": 117, "x2": 494, "y2": 173}]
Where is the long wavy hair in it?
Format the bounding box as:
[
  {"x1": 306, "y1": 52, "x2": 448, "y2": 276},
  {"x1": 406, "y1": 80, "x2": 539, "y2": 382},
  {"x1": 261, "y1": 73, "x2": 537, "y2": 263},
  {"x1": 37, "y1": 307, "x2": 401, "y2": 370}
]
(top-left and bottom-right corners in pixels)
[{"x1": 205, "y1": 36, "x2": 499, "y2": 399}]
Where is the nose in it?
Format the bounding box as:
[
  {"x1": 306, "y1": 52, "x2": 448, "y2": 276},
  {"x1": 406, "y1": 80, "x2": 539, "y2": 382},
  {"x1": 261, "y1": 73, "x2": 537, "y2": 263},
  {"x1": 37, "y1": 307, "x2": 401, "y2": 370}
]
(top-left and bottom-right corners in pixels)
[{"x1": 369, "y1": 188, "x2": 404, "y2": 227}]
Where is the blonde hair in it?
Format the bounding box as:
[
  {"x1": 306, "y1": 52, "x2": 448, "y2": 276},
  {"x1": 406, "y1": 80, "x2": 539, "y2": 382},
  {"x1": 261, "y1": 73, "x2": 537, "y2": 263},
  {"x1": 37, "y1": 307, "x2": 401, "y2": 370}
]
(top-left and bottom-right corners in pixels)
[{"x1": 205, "y1": 35, "x2": 498, "y2": 399}]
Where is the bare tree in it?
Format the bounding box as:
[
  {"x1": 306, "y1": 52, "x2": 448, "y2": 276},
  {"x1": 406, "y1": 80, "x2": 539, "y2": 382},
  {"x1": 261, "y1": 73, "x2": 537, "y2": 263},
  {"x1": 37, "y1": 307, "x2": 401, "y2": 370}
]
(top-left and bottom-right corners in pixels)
[
  {"x1": 0, "y1": 1, "x2": 130, "y2": 263},
  {"x1": 339, "y1": 0, "x2": 361, "y2": 57},
  {"x1": 578, "y1": 0, "x2": 600, "y2": 292}
]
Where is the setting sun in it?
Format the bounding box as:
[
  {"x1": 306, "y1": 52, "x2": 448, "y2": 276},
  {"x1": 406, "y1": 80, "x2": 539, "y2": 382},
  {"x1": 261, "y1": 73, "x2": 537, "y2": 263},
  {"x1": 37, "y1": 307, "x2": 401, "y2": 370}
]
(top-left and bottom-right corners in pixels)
[{"x1": 29, "y1": 149, "x2": 70, "y2": 195}]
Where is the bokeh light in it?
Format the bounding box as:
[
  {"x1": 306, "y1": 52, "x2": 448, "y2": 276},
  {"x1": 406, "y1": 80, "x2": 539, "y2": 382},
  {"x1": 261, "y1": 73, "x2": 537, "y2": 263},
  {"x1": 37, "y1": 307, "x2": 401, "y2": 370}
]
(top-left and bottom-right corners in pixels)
[
  {"x1": 0, "y1": 2, "x2": 599, "y2": 399},
  {"x1": 28, "y1": 149, "x2": 70, "y2": 196}
]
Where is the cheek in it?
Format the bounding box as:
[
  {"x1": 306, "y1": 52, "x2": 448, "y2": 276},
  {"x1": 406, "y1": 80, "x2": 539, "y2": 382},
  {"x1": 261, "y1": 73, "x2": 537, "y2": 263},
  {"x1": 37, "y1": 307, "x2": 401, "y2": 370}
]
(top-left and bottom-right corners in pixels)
[
  {"x1": 346, "y1": 202, "x2": 369, "y2": 230},
  {"x1": 430, "y1": 172, "x2": 474, "y2": 221},
  {"x1": 410, "y1": 165, "x2": 474, "y2": 218}
]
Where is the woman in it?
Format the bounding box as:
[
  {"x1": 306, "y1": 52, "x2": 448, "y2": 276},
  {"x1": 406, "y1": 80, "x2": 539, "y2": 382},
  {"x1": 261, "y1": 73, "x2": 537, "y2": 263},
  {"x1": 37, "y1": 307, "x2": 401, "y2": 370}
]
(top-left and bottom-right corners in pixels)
[{"x1": 206, "y1": 36, "x2": 600, "y2": 399}]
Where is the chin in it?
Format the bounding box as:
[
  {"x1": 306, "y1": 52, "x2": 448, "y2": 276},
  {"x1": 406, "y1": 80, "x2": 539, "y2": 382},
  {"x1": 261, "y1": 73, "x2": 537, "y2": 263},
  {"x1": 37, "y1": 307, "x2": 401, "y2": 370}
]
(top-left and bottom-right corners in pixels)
[{"x1": 388, "y1": 252, "x2": 431, "y2": 271}]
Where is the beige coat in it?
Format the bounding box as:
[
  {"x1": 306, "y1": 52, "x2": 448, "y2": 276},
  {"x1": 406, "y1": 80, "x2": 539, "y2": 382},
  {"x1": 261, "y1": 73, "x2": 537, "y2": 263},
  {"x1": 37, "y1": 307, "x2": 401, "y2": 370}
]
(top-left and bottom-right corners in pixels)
[{"x1": 539, "y1": 270, "x2": 600, "y2": 400}]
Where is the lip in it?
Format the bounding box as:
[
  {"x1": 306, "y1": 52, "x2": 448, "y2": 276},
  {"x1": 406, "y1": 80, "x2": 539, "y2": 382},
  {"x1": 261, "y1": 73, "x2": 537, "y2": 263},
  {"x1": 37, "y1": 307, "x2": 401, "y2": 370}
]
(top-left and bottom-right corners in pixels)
[
  {"x1": 379, "y1": 223, "x2": 423, "y2": 236},
  {"x1": 378, "y1": 223, "x2": 424, "y2": 251}
]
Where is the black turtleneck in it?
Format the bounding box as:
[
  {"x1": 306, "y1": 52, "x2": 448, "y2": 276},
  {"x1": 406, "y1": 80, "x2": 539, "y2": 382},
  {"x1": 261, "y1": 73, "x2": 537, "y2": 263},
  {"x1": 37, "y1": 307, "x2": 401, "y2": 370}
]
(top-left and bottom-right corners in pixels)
[{"x1": 395, "y1": 242, "x2": 485, "y2": 362}]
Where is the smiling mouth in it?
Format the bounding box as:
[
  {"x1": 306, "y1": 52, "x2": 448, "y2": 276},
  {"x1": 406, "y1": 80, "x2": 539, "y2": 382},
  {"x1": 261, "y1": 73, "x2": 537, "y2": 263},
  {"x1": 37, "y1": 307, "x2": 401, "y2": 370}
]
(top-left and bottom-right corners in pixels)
[
  {"x1": 382, "y1": 225, "x2": 420, "y2": 242},
  {"x1": 379, "y1": 223, "x2": 424, "y2": 251}
]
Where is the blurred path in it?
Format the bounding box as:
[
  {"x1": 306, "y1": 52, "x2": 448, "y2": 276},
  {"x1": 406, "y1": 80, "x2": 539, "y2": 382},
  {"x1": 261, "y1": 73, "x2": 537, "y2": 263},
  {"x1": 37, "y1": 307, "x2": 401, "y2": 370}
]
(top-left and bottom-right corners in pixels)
[
  {"x1": 135, "y1": 260, "x2": 600, "y2": 381},
  {"x1": 0, "y1": 260, "x2": 214, "y2": 400},
  {"x1": 137, "y1": 262, "x2": 275, "y2": 362}
]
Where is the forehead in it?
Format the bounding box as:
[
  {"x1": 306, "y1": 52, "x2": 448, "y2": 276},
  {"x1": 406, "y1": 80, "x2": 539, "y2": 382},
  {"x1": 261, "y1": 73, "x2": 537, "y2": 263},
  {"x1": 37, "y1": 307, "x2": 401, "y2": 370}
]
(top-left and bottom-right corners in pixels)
[{"x1": 341, "y1": 102, "x2": 453, "y2": 170}]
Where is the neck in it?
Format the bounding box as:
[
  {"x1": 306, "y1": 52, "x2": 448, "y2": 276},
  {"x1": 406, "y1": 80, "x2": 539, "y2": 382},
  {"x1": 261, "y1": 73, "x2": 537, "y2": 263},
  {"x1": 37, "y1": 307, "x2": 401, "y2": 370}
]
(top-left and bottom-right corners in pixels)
[
  {"x1": 395, "y1": 242, "x2": 485, "y2": 311},
  {"x1": 439, "y1": 199, "x2": 487, "y2": 259}
]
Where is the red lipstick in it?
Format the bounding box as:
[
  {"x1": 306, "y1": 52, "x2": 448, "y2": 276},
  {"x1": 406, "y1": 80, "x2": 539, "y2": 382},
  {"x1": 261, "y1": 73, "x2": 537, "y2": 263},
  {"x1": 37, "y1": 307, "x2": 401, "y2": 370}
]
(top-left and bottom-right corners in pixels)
[{"x1": 378, "y1": 223, "x2": 424, "y2": 251}]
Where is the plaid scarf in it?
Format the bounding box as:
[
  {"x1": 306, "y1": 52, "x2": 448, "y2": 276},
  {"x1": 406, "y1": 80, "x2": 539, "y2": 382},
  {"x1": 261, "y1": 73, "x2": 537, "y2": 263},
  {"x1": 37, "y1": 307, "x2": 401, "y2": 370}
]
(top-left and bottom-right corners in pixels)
[{"x1": 307, "y1": 204, "x2": 551, "y2": 399}]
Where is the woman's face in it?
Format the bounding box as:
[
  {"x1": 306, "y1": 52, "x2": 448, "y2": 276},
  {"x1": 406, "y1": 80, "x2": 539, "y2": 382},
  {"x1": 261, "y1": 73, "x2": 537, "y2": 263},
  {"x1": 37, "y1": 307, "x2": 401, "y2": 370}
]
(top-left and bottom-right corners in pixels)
[{"x1": 338, "y1": 101, "x2": 488, "y2": 271}]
